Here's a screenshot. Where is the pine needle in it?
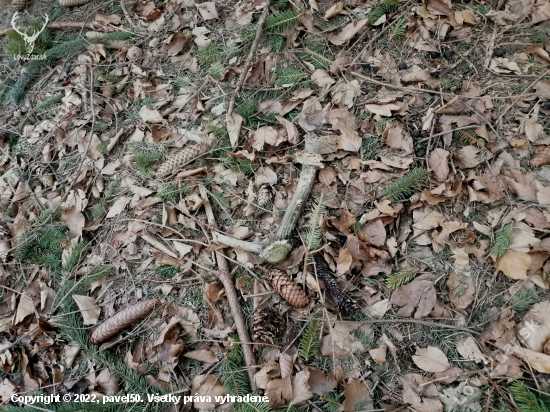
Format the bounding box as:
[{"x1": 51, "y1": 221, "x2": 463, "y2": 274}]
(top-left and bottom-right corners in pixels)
[
  {"x1": 299, "y1": 319, "x2": 322, "y2": 361},
  {"x1": 305, "y1": 195, "x2": 327, "y2": 251},
  {"x1": 265, "y1": 9, "x2": 304, "y2": 34}
]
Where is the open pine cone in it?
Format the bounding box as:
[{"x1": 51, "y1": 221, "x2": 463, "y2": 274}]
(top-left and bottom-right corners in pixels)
[
  {"x1": 252, "y1": 307, "x2": 282, "y2": 345},
  {"x1": 268, "y1": 269, "x2": 309, "y2": 307}
]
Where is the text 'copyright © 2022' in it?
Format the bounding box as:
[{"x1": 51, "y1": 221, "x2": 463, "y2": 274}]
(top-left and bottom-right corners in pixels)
[{"x1": 11, "y1": 393, "x2": 270, "y2": 405}]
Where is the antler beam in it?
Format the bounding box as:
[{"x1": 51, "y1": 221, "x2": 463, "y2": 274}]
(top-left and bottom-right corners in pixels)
[{"x1": 214, "y1": 132, "x2": 321, "y2": 263}]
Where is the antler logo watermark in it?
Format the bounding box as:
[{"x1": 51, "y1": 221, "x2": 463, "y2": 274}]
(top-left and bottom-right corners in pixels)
[{"x1": 11, "y1": 12, "x2": 49, "y2": 60}]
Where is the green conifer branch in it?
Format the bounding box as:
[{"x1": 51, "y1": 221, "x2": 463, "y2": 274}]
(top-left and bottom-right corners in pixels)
[
  {"x1": 299, "y1": 319, "x2": 322, "y2": 361},
  {"x1": 382, "y1": 168, "x2": 430, "y2": 203},
  {"x1": 386, "y1": 268, "x2": 418, "y2": 290}
]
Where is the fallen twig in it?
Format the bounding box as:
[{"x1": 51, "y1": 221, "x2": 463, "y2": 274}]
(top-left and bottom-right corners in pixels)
[
  {"x1": 226, "y1": 0, "x2": 271, "y2": 121},
  {"x1": 198, "y1": 183, "x2": 258, "y2": 390}
]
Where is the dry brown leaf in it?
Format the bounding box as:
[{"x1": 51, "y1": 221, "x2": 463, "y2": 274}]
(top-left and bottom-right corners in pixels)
[
  {"x1": 426, "y1": 0, "x2": 452, "y2": 16},
  {"x1": 343, "y1": 380, "x2": 371, "y2": 412},
  {"x1": 389, "y1": 276, "x2": 437, "y2": 319},
  {"x1": 456, "y1": 336, "x2": 487, "y2": 363},
  {"x1": 401, "y1": 373, "x2": 444, "y2": 412},
  {"x1": 336, "y1": 127, "x2": 362, "y2": 152},
  {"x1": 412, "y1": 346, "x2": 450, "y2": 372},
  {"x1": 254, "y1": 361, "x2": 281, "y2": 389},
  {"x1": 184, "y1": 349, "x2": 218, "y2": 363},
  {"x1": 369, "y1": 345, "x2": 387, "y2": 364},
  {"x1": 365, "y1": 103, "x2": 400, "y2": 117},
  {"x1": 227, "y1": 113, "x2": 243, "y2": 148},
  {"x1": 337, "y1": 248, "x2": 353, "y2": 275},
  {"x1": 196, "y1": 2, "x2": 218, "y2": 20},
  {"x1": 329, "y1": 19, "x2": 368, "y2": 45},
  {"x1": 139, "y1": 106, "x2": 163, "y2": 123},
  {"x1": 517, "y1": 301, "x2": 550, "y2": 353},
  {"x1": 331, "y1": 79, "x2": 360, "y2": 108},
  {"x1": 383, "y1": 124, "x2": 413, "y2": 155},
  {"x1": 311, "y1": 69, "x2": 335, "y2": 87},
  {"x1": 73, "y1": 295, "x2": 100, "y2": 325},
  {"x1": 447, "y1": 272, "x2": 475, "y2": 309},
  {"x1": 191, "y1": 375, "x2": 227, "y2": 409},
  {"x1": 429, "y1": 148, "x2": 450, "y2": 181},
  {"x1": 325, "y1": 2, "x2": 344, "y2": 19},
  {"x1": 106, "y1": 196, "x2": 131, "y2": 218},
  {"x1": 496, "y1": 250, "x2": 531, "y2": 280},
  {"x1": 266, "y1": 376, "x2": 293, "y2": 408},
  {"x1": 291, "y1": 370, "x2": 313, "y2": 404},
  {"x1": 307, "y1": 368, "x2": 337, "y2": 395}
]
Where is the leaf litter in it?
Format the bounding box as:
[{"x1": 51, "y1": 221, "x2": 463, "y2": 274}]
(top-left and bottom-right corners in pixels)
[{"x1": 1, "y1": 0, "x2": 550, "y2": 410}]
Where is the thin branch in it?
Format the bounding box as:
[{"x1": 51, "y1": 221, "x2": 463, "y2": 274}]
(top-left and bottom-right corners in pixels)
[
  {"x1": 226, "y1": 0, "x2": 272, "y2": 120},
  {"x1": 198, "y1": 183, "x2": 258, "y2": 391}
]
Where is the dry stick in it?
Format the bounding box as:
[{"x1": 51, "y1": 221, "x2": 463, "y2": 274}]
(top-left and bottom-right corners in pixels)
[
  {"x1": 495, "y1": 68, "x2": 550, "y2": 125},
  {"x1": 226, "y1": 0, "x2": 271, "y2": 120},
  {"x1": 294, "y1": 49, "x2": 545, "y2": 100},
  {"x1": 197, "y1": 183, "x2": 258, "y2": 391},
  {"x1": 120, "y1": 0, "x2": 138, "y2": 29}
]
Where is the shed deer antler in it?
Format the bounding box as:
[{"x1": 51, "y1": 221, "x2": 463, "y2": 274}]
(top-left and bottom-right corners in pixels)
[{"x1": 11, "y1": 12, "x2": 49, "y2": 54}]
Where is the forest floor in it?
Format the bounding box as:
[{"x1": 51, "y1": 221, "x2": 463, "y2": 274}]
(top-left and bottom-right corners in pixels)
[{"x1": 1, "y1": 0, "x2": 550, "y2": 411}]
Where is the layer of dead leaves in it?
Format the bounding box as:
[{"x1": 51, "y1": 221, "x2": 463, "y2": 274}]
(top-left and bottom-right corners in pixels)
[{"x1": 2, "y1": 0, "x2": 550, "y2": 409}]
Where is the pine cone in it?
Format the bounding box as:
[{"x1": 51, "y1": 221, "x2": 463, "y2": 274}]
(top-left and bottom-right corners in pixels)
[
  {"x1": 12, "y1": 0, "x2": 26, "y2": 11},
  {"x1": 155, "y1": 145, "x2": 201, "y2": 177},
  {"x1": 268, "y1": 269, "x2": 309, "y2": 308},
  {"x1": 39, "y1": 173, "x2": 55, "y2": 188},
  {"x1": 58, "y1": 0, "x2": 93, "y2": 6},
  {"x1": 314, "y1": 256, "x2": 358, "y2": 316},
  {"x1": 252, "y1": 307, "x2": 282, "y2": 345},
  {"x1": 90, "y1": 299, "x2": 160, "y2": 344},
  {"x1": 256, "y1": 184, "x2": 272, "y2": 207}
]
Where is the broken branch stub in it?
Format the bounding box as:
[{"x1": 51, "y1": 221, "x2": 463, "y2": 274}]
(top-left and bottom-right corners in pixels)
[{"x1": 215, "y1": 133, "x2": 321, "y2": 263}]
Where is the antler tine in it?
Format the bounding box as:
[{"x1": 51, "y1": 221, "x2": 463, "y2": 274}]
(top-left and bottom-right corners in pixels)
[
  {"x1": 11, "y1": 13, "x2": 26, "y2": 36},
  {"x1": 27, "y1": 14, "x2": 49, "y2": 41}
]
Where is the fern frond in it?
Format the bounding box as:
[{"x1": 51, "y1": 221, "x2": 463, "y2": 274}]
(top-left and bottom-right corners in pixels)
[
  {"x1": 265, "y1": 9, "x2": 304, "y2": 34},
  {"x1": 510, "y1": 382, "x2": 550, "y2": 412},
  {"x1": 491, "y1": 223, "x2": 512, "y2": 258},
  {"x1": 386, "y1": 268, "x2": 417, "y2": 290},
  {"x1": 299, "y1": 319, "x2": 322, "y2": 361},
  {"x1": 276, "y1": 68, "x2": 307, "y2": 85},
  {"x1": 382, "y1": 168, "x2": 430, "y2": 203},
  {"x1": 390, "y1": 17, "x2": 407, "y2": 41}
]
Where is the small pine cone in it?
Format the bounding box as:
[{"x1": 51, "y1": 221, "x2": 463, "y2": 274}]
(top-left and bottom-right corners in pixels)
[
  {"x1": 90, "y1": 299, "x2": 160, "y2": 344},
  {"x1": 268, "y1": 269, "x2": 309, "y2": 308},
  {"x1": 256, "y1": 184, "x2": 272, "y2": 207},
  {"x1": 39, "y1": 173, "x2": 55, "y2": 188},
  {"x1": 252, "y1": 307, "x2": 282, "y2": 345},
  {"x1": 155, "y1": 145, "x2": 201, "y2": 177},
  {"x1": 12, "y1": 0, "x2": 26, "y2": 11}
]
